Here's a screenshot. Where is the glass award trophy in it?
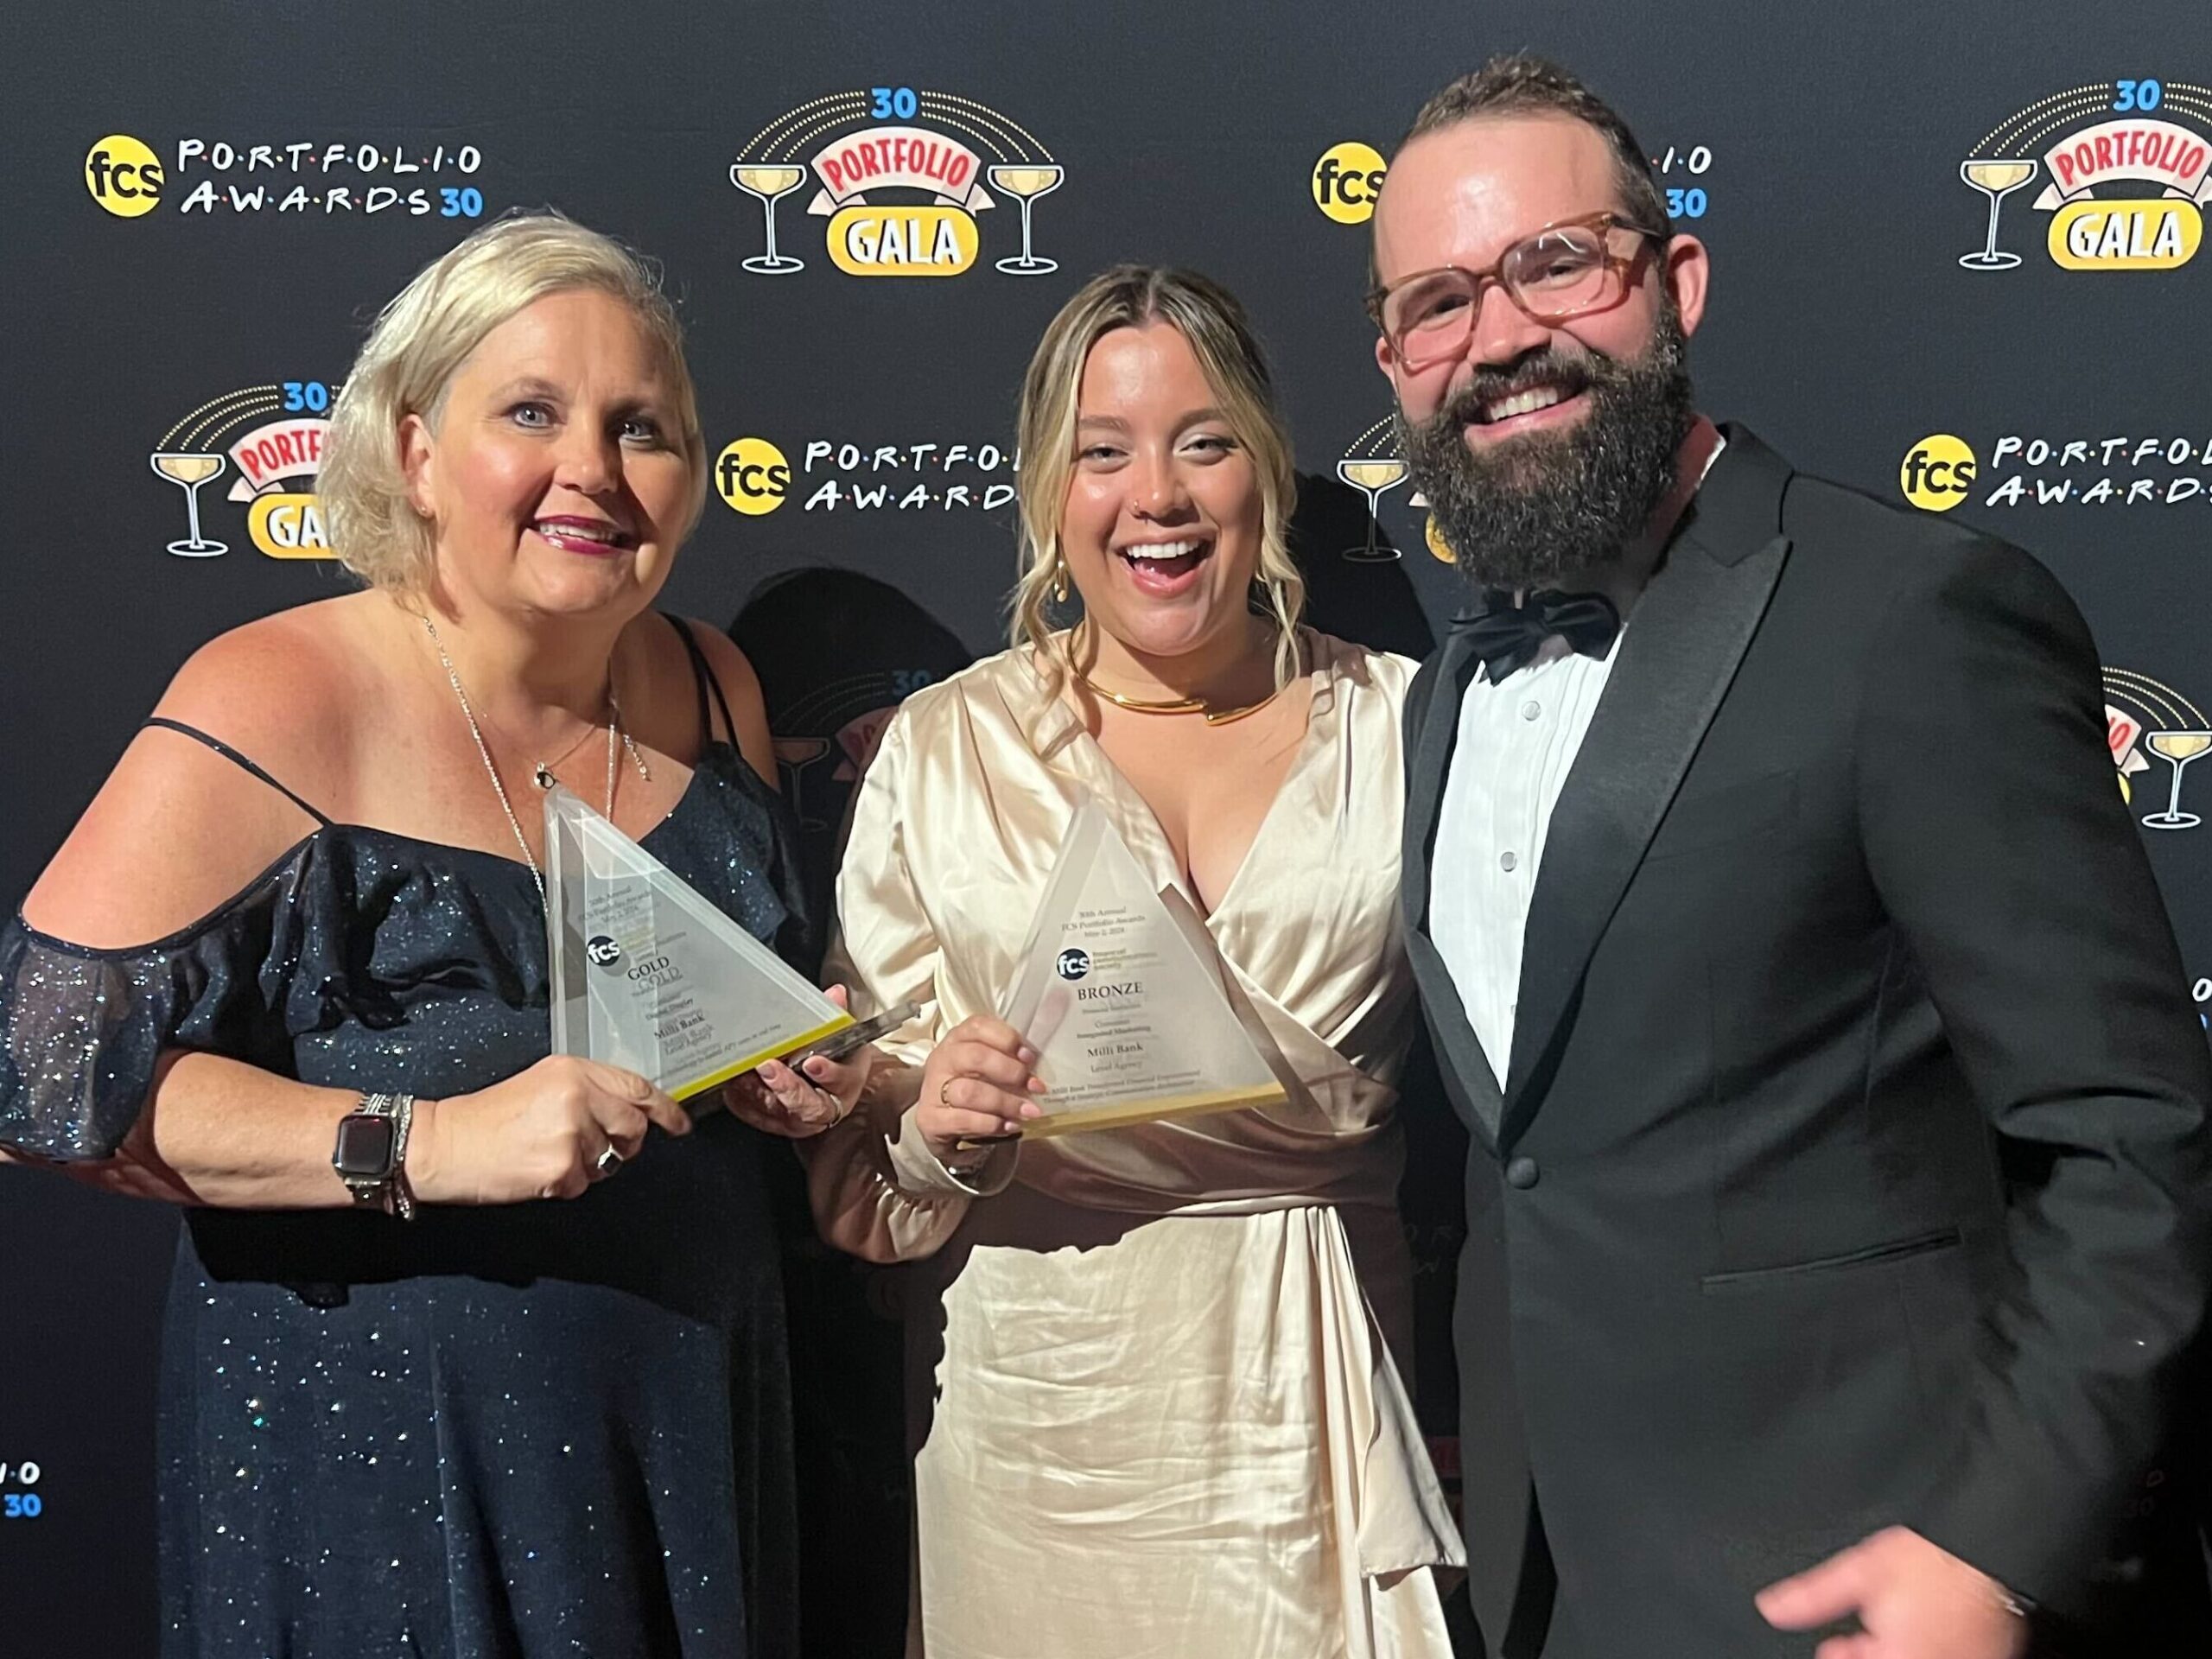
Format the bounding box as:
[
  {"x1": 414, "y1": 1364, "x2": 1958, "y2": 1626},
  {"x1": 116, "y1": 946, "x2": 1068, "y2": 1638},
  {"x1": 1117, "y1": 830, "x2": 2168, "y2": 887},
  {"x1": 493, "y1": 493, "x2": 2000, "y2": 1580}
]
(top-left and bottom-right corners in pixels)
[
  {"x1": 1001, "y1": 802, "x2": 1287, "y2": 1136},
  {"x1": 543, "y1": 785, "x2": 854, "y2": 1103}
]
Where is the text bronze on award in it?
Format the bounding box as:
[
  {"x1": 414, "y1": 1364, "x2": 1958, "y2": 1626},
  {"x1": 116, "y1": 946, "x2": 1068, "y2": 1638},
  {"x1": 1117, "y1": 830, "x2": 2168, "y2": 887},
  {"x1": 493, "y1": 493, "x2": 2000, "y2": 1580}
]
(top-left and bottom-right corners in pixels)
[{"x1": 1002, "y1": 803, "x2": 1286, "y2": 1135}]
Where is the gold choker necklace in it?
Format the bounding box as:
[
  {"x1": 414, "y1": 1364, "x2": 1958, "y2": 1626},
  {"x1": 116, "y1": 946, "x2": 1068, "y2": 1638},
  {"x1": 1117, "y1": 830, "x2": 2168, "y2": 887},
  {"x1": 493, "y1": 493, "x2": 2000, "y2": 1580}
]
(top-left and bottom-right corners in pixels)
[{"x1": 1077, "y1": 675, "x2": 1284, "y2": 727}]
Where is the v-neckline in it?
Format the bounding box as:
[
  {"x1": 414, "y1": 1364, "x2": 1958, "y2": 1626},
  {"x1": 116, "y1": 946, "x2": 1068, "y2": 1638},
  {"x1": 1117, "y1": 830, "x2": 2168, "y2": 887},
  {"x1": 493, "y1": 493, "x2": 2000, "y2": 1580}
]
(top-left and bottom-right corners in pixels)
[{"x1": 1046, "y1": 636, "x2": 1338, "y2": 925}]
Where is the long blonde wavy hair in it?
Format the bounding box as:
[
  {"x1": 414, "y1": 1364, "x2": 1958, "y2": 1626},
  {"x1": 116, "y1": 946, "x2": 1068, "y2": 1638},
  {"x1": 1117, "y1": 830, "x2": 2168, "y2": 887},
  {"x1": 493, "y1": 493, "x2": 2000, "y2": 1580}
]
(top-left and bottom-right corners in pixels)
[{"x1": 1009, "y1": 265, "x2": 1304, "y2": 693}]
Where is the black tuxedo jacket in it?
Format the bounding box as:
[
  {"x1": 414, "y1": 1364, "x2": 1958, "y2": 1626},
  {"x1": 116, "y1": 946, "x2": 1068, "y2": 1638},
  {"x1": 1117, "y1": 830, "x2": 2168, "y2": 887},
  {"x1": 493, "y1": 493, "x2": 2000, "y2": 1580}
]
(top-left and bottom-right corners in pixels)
[{"x1": 1402, "y1": 427, "x2": 2212, "y2": 1656}]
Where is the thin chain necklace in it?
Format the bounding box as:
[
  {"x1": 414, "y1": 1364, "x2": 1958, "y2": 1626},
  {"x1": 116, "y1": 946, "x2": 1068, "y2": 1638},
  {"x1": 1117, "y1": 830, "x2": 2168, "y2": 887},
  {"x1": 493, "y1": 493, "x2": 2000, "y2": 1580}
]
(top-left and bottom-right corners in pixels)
[{"x1": 424, "y1": 618, "x2": 650, "y2": 900}]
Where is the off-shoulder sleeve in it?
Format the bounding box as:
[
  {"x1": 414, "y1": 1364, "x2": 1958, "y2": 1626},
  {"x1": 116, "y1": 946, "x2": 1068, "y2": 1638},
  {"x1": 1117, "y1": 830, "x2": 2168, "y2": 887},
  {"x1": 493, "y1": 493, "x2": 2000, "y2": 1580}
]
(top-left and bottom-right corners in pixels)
[
  {"x1": 0, "y1": 845, "x2": 311, "y2": 1161},
  {"x1": 804, "y1": 710, "x2": 1013, "y2": 1263}
]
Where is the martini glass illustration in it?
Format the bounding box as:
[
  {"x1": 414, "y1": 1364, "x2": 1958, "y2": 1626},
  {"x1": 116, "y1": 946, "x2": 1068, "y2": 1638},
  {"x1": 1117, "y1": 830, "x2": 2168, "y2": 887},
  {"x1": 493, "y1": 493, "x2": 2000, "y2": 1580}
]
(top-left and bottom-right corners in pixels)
[
  {"x1": 730, "y1": 163, "x2": 808, "y2": 274},
  {"x1": 1958, "y1": 157, "x2": 2038, "y2": 270},
  {"x1": 988, "y1": 164, "x2": 1064, "y2": 274},
  {"x1": 2141, "y1": 730, "x2": 2211, "y2": 830},
  {"x1": 149, "y1": 451, "x2": 228, "y2": 556},
  {"x1": 1338, "y1": 455, "x2": 1409, "y2": 562}
]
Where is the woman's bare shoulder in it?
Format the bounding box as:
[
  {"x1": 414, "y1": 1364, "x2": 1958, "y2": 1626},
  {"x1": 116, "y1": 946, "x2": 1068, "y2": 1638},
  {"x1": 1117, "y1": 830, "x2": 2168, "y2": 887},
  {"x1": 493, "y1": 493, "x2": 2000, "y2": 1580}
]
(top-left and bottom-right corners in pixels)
[
  {"x1": 654, "y1": 615, "x2": 773, "y2": 781},
  {"x1": 158, "y1": 595, "x2": 378, "y2": 760},
  {"x1": 22, "y1": 596, "x2": 384, "y2": 947}
]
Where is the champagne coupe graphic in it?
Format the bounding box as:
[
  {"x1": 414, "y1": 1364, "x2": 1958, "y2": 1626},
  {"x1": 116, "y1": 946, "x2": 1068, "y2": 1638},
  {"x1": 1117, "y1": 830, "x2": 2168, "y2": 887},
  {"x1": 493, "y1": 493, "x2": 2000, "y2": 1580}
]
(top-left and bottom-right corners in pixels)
[
  {"x1": 149, "y1": 452, "x2": 229, "y2": 557},
  {"x1": 730, "y1": 163, "x2": 809, "y2": 275},
  {"x1": 771, "y1": 737, "x2": 836, "y2": 835},
  {"x1": 2142, "y1": 730, "x2": 2211, "y2": 830},
  {"x1": 1958, "y1": 157, "x2": 2038, "y2": 270},
  {"x1": 988, "y1": 164, "x2": 1064, "y2": 275},
  {"x1": 1338, "y1": 449, "x2": 1409, "y2": 563}
]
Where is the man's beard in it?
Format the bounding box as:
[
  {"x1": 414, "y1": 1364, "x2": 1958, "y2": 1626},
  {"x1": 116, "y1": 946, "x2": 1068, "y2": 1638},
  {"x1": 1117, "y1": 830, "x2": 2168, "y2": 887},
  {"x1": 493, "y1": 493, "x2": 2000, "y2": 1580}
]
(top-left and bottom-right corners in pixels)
[{"x1": 1395, "y1": 306, "x2": 1694, "y2": 594}]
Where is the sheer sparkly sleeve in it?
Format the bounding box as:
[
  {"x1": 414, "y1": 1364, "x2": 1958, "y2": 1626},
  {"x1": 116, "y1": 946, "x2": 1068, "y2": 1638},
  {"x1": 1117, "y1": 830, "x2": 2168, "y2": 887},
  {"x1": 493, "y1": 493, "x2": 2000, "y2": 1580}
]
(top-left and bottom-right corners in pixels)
[
  {"x1": 0, "y1": 845, "x2": 313, "y2": 1162},
  {"x1": 802, "y1": 711, "x2": 1007, "y2": 1264}
]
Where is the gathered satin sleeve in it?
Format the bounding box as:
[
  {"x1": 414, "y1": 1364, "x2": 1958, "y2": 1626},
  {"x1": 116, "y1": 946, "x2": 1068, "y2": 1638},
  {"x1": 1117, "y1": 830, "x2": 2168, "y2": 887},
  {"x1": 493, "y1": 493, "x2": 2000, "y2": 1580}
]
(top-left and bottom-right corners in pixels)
[
  {"x1": 806, "y1": 635, "x2": 1421, "y2": 1252},
  {"x1": 804, "y1": 710, "x2": 1015, "y2": 1264}
]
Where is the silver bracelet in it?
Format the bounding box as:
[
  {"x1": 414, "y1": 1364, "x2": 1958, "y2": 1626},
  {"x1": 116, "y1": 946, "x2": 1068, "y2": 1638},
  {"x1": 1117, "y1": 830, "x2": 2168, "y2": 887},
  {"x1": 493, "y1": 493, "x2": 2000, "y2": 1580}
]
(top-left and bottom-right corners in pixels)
[{"x1": 365, "y1": 1092, "x2": 417, "y2": 1221}]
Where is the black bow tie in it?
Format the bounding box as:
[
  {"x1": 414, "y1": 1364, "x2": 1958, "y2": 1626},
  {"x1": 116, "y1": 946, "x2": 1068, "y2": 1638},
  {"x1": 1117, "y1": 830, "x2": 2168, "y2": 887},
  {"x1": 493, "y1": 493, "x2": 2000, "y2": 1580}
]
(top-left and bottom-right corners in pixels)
[{"x1": 1452, "y1": 589, "x2": 1622, "y2": 683}]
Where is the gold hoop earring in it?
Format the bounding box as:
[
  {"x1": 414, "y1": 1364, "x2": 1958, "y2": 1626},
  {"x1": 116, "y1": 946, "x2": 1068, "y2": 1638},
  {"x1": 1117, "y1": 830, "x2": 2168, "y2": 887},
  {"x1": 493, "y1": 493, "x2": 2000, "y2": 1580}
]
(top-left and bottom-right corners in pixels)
[{"x1": 1052, "y1": 558, "x2": 1070, "y2": 604}]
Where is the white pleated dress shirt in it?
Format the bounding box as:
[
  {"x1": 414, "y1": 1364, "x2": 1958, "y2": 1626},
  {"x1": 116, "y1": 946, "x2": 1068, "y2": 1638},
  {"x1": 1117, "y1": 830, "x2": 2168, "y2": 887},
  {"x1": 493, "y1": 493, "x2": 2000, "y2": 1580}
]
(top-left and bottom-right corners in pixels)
[
  {"x1": 1430, "y1": 439, "x2": 1724, "y2": 1089},
  {"x1": 1430, "y1": 634, "x2": 1624, "y2": 1088}
]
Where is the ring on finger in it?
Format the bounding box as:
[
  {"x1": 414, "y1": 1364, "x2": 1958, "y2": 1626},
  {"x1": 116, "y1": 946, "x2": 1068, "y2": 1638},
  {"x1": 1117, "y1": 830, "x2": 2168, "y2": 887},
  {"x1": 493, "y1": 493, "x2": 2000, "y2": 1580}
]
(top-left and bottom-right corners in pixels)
[
  {"x1": 938, "y1": 1075, "x2": 958, "y2": 1109},
  {"x1": 594, "y1": 1146, "x2": 625, "y2": 1178}
]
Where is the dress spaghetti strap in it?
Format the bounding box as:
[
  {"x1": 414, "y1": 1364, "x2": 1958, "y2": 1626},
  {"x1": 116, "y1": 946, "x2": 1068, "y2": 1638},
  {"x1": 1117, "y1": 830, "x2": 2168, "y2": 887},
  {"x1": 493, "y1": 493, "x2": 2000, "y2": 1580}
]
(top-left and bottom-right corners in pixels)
[
  {"x1": 143, "y1": 715, "x2": 333, "y2": 826},
  {"x1": 667, "y1": 616, "x2": 739, "y2": 750}
]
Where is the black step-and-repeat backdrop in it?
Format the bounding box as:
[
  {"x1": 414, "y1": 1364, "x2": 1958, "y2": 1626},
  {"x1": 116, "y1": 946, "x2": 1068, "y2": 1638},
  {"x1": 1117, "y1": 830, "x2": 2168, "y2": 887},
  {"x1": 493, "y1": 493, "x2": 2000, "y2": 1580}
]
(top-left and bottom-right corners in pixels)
[{"x1": 4, "y1": 3, "x2": 2209, "y2": 1651}]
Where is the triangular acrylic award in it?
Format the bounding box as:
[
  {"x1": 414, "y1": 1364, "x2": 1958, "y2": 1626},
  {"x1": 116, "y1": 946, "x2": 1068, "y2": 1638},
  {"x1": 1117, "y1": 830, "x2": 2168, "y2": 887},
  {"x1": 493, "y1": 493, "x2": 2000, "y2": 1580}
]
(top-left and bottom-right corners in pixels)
[
  {"x1": 543, "y1": 785, "x2": 852, "y2": 1102},
  {"x1": 1001, "y1": 801, "x2": 1287, "y2": 1136}
]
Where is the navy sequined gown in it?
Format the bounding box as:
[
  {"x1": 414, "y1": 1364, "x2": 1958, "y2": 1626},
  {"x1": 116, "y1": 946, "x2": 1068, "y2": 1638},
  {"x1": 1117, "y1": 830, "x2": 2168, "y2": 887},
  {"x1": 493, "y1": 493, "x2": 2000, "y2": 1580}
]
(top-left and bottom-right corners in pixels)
[{"x1": 0, "y1": 626, "x2": 805, "y2": 1658}]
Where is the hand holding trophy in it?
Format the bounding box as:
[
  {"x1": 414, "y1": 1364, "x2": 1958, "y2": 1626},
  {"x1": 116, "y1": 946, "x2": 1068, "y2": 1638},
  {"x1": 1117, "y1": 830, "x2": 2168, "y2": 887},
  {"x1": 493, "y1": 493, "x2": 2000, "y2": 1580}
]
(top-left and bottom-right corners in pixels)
[
  {"x1": 995, "y1": 802, "x2": 1287, "y2": 1136},
  {"x1": 543, "y1": 785, "x2": 901, "y2": 1133},
  {"x1": 915, "y1": 1014, "x2": 1047, "y2": 1161},
  {"x1": 721, "y1": 984, "x2": 875, "y2": 1137}
]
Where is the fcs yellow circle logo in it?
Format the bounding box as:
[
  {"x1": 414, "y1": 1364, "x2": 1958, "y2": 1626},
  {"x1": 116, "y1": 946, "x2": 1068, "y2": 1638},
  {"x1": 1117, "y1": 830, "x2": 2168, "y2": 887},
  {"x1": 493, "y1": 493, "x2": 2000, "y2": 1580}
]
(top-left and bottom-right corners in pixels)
[
  {"x1": 1312, "y1": 142, "x2": 1387, "y2": 225},
  {"x1": 86, "y1": 135, "x2": 163, "y2": 218},
  {"x1": 1900, "y1": 434, "x2": 1977, "y2": 512},
  {"x1": 715, "y1": 437, "x2": 790, "y2": 516}
]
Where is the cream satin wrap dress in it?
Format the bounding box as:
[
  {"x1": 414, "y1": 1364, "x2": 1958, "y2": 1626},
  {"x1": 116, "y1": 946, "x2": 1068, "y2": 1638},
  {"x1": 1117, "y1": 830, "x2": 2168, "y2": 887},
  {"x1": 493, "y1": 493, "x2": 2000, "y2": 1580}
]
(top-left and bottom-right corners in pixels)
[{"x1": 807, "y1": 632, "x2": 1462, "y2": 1657}]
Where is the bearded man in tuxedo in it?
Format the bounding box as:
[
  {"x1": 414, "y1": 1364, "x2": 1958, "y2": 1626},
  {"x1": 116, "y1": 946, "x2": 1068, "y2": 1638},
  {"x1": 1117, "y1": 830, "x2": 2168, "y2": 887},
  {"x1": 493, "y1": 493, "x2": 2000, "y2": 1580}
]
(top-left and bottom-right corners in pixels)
[{"x1": 1376, "y1": 51, "x2": 2212, "y2": 1659}]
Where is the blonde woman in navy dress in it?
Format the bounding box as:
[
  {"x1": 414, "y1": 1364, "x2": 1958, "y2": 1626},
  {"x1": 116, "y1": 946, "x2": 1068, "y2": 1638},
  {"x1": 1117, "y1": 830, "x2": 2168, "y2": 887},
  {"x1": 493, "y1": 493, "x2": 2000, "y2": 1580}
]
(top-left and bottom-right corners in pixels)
[{"x1": 0, "y1": 216, "x2": 866, "y2": 1657}]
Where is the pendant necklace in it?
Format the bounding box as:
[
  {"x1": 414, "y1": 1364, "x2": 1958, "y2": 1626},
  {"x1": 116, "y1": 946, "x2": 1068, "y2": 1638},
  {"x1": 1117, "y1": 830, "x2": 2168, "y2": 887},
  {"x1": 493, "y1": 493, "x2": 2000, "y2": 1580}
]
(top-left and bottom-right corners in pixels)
[{"x1": 425, "y1": 618, "x2": 650, "y2": 900}]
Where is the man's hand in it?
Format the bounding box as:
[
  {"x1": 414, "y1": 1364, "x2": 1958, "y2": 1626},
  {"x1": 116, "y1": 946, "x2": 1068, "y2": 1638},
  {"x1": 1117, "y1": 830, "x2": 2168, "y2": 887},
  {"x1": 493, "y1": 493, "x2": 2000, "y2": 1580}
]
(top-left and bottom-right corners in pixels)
[{"x1": 1757, "y1": 1527, "x2": 2029, "y2": 1659}]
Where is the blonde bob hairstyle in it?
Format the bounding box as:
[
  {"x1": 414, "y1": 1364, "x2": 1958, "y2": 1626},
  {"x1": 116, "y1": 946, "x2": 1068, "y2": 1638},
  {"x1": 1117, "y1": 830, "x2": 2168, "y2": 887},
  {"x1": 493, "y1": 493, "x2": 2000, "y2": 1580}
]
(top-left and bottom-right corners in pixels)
[
  {"x1": 1010, "y1": 265, "x2": 1304, "y2": 691},
  {"x1": 319, "y1": 212, "x2": 709, "y2": 597}
]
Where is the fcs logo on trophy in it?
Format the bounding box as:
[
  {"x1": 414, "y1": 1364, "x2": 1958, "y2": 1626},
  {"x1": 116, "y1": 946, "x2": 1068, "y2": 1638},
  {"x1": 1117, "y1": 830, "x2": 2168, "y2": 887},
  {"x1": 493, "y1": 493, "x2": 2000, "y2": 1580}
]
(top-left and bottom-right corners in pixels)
[
  {"x1": 728, "y1": 85, "x2": 1064, "y2": 278},
  {"x1": 149, "y1": 381, "x2": 337, "y2": 560},
  {"x1": 1055, "y1": 948, "x2": 1091, "y2": 982},
  {"x1": 1955, "y1": 78, "x2": 2211, "y2": 272},
  {"x1": 2104, "y1": 668, "x2": 2210, "y2": 833}
]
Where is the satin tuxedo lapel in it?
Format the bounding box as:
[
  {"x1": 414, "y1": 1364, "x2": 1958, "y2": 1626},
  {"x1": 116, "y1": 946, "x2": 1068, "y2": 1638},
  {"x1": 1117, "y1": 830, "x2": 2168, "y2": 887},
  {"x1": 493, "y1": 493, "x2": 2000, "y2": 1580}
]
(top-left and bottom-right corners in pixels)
[
  {"x1": 1500, "y1": 429, "x2": 1795, "y2": 1147},
  {"x1": 1403, "y1": 633, "x2": 1507, "y2": 1147}
]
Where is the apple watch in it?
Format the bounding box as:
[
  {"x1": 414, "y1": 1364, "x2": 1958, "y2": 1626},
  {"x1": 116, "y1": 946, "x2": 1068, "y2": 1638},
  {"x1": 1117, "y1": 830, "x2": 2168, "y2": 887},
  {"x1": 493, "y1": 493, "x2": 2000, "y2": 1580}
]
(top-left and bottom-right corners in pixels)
[{"x1": 332, "y1": 1092, "x2": 416, "y2": 1219}]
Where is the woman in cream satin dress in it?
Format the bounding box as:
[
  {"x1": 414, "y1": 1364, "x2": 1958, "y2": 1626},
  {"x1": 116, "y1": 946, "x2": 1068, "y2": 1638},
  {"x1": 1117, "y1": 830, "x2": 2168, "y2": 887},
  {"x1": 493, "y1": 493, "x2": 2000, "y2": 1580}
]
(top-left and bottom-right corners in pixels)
[{"x1": 808, "y1": 266, "x2": 1460, "y2": 1657}]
